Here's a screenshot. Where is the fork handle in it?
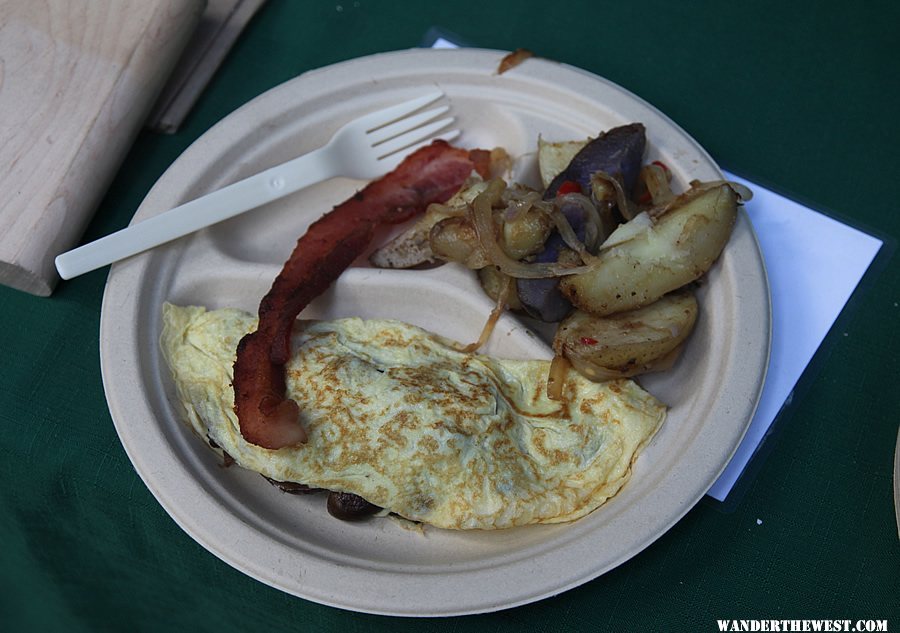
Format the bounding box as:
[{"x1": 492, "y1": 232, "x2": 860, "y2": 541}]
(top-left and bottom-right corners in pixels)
[{"x1": 55, "y1": 146, "x2": 338, "y2": 280}]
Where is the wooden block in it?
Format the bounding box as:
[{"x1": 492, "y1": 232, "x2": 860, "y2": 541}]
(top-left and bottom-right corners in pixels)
[
  {"x1": 147, "y1": 0, "x2": 268, "y2": 134},
  {"x1": 0, "y1": 0, "x2": 205, "y2": 296}
]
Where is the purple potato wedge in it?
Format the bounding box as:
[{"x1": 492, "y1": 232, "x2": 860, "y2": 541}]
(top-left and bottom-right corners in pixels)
[{"x1": 543, "y1": 123, "x2": 646, "y2": 199}]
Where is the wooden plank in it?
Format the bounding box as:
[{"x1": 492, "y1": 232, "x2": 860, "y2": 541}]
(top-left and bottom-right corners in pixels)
[
  {"x1": 0, "y1": 0, "x2": 205, "y2": 296},
  {"x1": 147, "y1": 0, "x2": 268, "y2": 134}
]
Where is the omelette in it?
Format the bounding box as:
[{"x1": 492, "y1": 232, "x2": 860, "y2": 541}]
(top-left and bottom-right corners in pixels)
[{"x1": 160, "y1": 303, "x2": 666, "y2": 530}]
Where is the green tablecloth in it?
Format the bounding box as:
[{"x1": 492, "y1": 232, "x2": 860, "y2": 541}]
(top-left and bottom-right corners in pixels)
[{"x1": 2, "y1": 1, "x2": 897, "y2": 630}]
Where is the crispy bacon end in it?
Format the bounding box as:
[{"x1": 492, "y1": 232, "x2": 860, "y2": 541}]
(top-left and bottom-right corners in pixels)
[{"x1": 232, "y1": 140, "x2": 490, "y2": 449}]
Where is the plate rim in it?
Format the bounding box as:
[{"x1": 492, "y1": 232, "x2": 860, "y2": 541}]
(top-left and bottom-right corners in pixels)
[{"x1": 100, "y1": 47, "x2": 771, "y2": 616}]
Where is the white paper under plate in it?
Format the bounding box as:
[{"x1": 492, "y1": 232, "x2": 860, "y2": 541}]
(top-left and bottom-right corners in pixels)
[{"x1": 99, "y1": 49, "x2": 770, "y2": 616}]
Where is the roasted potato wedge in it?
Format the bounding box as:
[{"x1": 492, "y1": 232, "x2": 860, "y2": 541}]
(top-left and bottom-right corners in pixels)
[
  {"x1": 553, "y1": 290, "x2": 698, "y2": 380},
  {"x1": 369, "y1": 205, "x2": 448, "y2": 269},
  {"x1": 560, "y1": 182, "x2": 738, "y2": 316},
  {"x1": 501, "y1": 206, "x2": 554, "y2": 260},
  {"x1": 538, "y1": 137, "x2": 589, "y2": 189},
  {"x1": 430, "y1": 216, "x2": 490, "y2": 269}
]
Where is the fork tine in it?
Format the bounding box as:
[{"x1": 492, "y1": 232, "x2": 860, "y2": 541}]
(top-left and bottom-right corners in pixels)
[
  {"x1": 374, "y1": 117, "x2": 455, "y2": 158},
  {"x1": 376, "y1": 129, "x2": 461, "y2": 171},
  {"x1": 368, "y1": 105, "x2": 450, "y2": 145},
  {"x1": 355, "y1": 89, "x2": 445, "y2": 131}
]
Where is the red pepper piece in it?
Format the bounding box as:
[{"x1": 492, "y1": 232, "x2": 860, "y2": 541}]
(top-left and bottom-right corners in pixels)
[{"x1": 556, "y1": 180, "x2": 582, "y2": 196}]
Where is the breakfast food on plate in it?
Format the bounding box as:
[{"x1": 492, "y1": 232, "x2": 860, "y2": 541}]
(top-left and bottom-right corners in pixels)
[
  {"x1": 161, "y1": 304, "x2": 666, "y2": 529},
  {"x1": 161, "y1": 124, "x2": 750, "y2": 529},
  {"x1": 373, "y1": 124, "x2": 750, "y2": 396}
]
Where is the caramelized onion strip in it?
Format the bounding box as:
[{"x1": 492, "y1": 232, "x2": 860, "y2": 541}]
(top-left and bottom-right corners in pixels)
[
  {"x1": 550, "y1": 196, "x2": 602, "y2": 265},
  {"x1": 546, "y1": 354, "x2": 571, "y2": 401},
  {"x1": 591, "y1": 171, "x2": 635, "y2": 220},
  {"x1": 460, "y1": 274, "x2": 512, "y2": 353}
]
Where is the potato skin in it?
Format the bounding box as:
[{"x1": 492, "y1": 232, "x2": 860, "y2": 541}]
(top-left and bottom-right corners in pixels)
[
  {"x1": 478, "y1": 267, "x2": 523, "y2": 310},
  {"x1": 559, "y1": 183, "x2": 737, "y2": 316},
  {"x1": 553, "y1": 290, "x2": 698, "y2": 379}
]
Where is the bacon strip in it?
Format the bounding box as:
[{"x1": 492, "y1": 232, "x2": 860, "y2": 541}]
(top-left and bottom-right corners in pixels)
[{"x1": 233, "y1": 140, "x2": 490, "y2": 449}]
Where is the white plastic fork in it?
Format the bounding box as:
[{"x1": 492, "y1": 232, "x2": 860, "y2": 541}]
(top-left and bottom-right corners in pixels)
[{"x1": 55, "y1": 89, "x2": 459, "y2": 280}]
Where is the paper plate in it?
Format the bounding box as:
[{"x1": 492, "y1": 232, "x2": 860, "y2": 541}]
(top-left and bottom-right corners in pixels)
[{"x1": 100, "y1": 48, "x2": 770, "y2": 616}]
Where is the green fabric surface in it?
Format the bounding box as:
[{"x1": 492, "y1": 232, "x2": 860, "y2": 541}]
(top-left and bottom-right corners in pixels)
[{"x1": 2, "y1": 0, "x2": 898, "y2": 630}]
